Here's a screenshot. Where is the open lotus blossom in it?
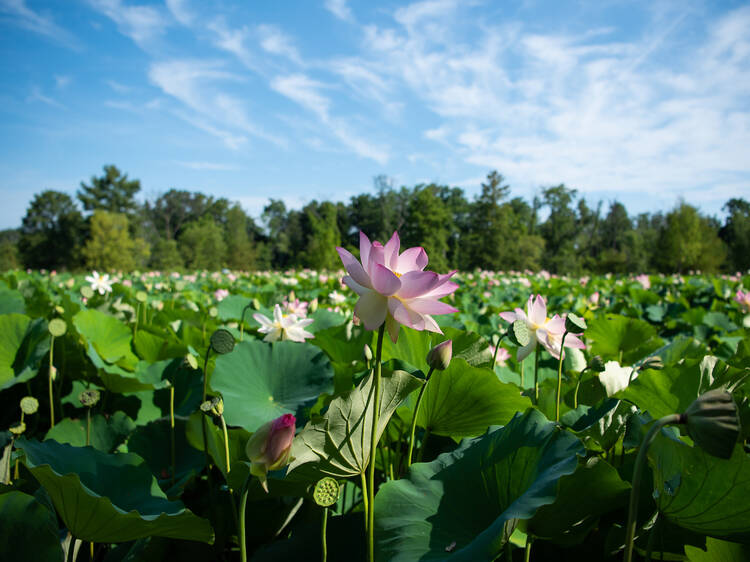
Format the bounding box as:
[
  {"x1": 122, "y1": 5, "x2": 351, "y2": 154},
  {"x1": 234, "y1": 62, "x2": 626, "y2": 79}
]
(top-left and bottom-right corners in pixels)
[
  {"x1": 499, "y1": 294, "x2": 585, "y2": 361},
  {"x1": 85, "y1": 270, "x2": 113, "y2": 295},
  {"x1": 283, "y1": 298, "x2": 309, "y2": 317},
  {"x1": 735, "y1": 289, "x2": 750, "y2": 312},
  {"x1": 336, "y1": 231, "x2": 459, "y2": 342},
  {"x1": 253, "y1": 304, "x2": 314, "y2": 343}
]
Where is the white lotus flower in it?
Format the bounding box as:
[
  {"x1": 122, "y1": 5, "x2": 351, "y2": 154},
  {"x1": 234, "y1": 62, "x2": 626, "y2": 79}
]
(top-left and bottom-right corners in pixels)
[
  {"x1": 328, "y1": 290, "x2": 346, "y2": 305},
  {"x1": 599, "y1": 360, "x2": 637, "y2": 396},
  {"x1": 253, "y1": 304, "x2": 314, "y2": 343},
  {"x1": 85, "y1": 271, "x2": 113, "y2": 295}
]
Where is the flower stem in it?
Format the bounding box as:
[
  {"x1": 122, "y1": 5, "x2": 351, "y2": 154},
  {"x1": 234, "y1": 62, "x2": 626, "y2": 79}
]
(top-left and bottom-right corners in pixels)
[
  {"x1": 239, "y1": 477, "x2": 250, "y2": 562},
  {"x1": 49, "y1": 334, "x2": 55, "y2": 429},
  {"x1": 240, "y1": 304, "x2": 251, "y2": 342},
  {"x1": 534, "y1": 346, "x2": 541, "y2": 402},
  {"x1": 170, "y1": 385, "x2": 176, "y2": 486},
  {"x1": 360, "y1": 470, "x2": 369, "y2": 534},
  {"x1": 406, "y1": 366, "x2": 434, "y2": 468},
  {"x1": 321, "y1": 507, "x2": 329, "y2": 562},
  {"x1": 524, "y1": 535, "x2": 532, "y2": 562},
  {"x1": 220, "y1": 414, "x2": 231, "y2": 474},
  {"x1": 555, "y1": 332, "x2": 569, "y2": 422},
  {"x1": 86, "y1": 408, "x2": 91, "y2": 446},
  {"x1": 367, "y1": 324, "x2": 385, "y2": 562},
  {"x1": 624, "y1": 414, "x2": 682, "y2": 562},
  {"x1": 201, "y1": 347, "x2": 212, "y2": 471}
]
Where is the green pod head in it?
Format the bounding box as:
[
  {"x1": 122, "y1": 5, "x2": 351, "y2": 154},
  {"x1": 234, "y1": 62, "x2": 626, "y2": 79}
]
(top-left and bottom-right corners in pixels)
[
  {"x1": 565, "y1": 313, "x2": 587, "y2": 333},
  {"x1": 683, "y1": 389, "x2": 740, "y2": 460}
]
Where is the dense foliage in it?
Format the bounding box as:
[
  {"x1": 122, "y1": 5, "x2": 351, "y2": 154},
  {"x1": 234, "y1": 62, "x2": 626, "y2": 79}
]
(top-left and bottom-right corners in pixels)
[
  {"x1": 1, "y1": 166, "x2": 748, "y2": 274},
  {"x1": 1, "y1": 262, "x2": 749, "y2": 560}
]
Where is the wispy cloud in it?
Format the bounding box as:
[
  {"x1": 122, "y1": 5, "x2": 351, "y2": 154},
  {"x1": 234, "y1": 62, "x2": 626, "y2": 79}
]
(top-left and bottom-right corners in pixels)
[
  {"x1": 175, "y1": 160, "x2": 240, "y2": 171},
  {"x1": 257, "y1": 24, "x2": 302, "y2": 65},
  {"x1": 325, "y1": 0, "x2": 353, "y2": 22},
  {"x1": 106, "y1": 79, "x2": 132, "y2": 94},
  {"x1": 54, "y1": 75, "x2": 71, "y2": 89},
  {"x1": 0, "y1": 0, "x2": 81, "y2": 49},
  {"x1": 166, "y1": 0, "x2": 193, "y2": 26},
  {"x1": 27, "y1": 86, "x2": 65, "y2": 108},
  {"x1": 87, "y1": 0, "x2": 168, "y2": 48}
]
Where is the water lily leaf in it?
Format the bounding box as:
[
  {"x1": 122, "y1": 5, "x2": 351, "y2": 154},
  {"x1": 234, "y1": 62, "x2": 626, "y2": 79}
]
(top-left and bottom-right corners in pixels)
[
  {"x1": 685, "y1": 537, "x2": 750, "y2": 561},
  {"x1": 0, "y1": 314, "x2": 49, "y2": 391},
  {"x1": 0, "y1": 287, "x2": 25, "y2": 315},
  {"x1": 381, "y1": 327, "x2": 493, "y2": 370},
  {"x1": 650, "y1": 434, "x2": 750, "y2": 543},
  {"x1": 73, "y1": 308, "x2": 138, "y2": 365},
  {"x1": 617, "y1": 361, "x2": 700, "y2": 419},
  {"x1": 0, "y1": 491, "x2": 62, "y2": 561},
  {"x1": 45, "y1": 411, "x2": 135, "y2": 452},
  {"x1": 415, "y1": 358, "x2": 532, "y2": 439},
  {"x1": 288, "y1": 368, "x2": 422, "y2": 478},
  {"x1": 17, "y1": 438, "x2": 213, "y2": 543},
  {"x1": 587, "y1": 314, "x2": 664, "y2": 364},
  {"x1": 374, "y1": 408, "x2": 584, "y2": 561},
  {"x1": 210, "y1": 340, "x2": 334, "y2": 432}
]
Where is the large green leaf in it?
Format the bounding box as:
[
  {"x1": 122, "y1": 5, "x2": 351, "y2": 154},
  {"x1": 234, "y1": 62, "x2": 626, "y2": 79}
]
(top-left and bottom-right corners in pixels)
[
  {"x1": 0, "y1": 313, "x2": 31, "y2": 390},
  {"x1": 45, "y1": 411, "x2": 135, "y2": 452},
  {"x1": 73, "y1": 308, "x2": 138, "y2": 365},
  {"x1": 617, "y1": 361, "x2": 700, "y2": 419},
  {"x1": 415, "y1": 358, "x2": 532, "y2": 439},
  {"x1": 210, "y1": 340, "x2": 334, "y2": 432},
  {"x1": 0, "y1": 491, "x2": 62, "y2": 561},
  {"x1": 288, "y1": 368, "x2": 422, "y2": 478},
  {"x1": 380, "y1": 327, "x2": 493, "y2": 371},
  {"x1": 374, "y1": 409, "x2": 584, "y2": 561},
  {"x1": 17, "y1": 438, "x2": 213, "y2": 543},
  {"x1": 587, "y1": 314, "x2": 664, "y2": 364},
  {"x1": 0, "y1": 287, "x2": 25, "y2": 315},
  {"x1": 685, "y1": 537, "x2": 750, "y2": 561},
  {"x1": 650, "y1": 434, "x2": 750, "y2": 543}
]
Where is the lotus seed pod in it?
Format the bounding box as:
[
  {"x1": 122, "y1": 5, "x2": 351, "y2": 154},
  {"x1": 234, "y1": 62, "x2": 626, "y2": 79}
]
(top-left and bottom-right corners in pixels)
[
  {"x1": 48, "y1": 318, "x2": 67, "y2": 337},
  {"x1": 427, "y1": 340, "x2": 452, "y2": 371},
  {"x1": 201, "y1": 396, "x2": 224, "y2": 417},
  {"x1": 135, "y1": 291, "x2": 148, "y2": 303},
  {"x1": 509, "y1": 319, "x2": 531, "y2": 347},
  {"x1": 565, "y1": 313, "x2": 587, "y2": 333},
  {"x1": 588, "y1": 355, "x2": 606, "y2": 373},
  {"x1": 79, "y1": 389, "x2": 101, "y2": 407},
  {"x1": 363, "y1": 344, "x2": 373, "y2": 362},
  {"x1": 210, "y1": 329, "x2": 235, "y2": 355},
  {"x1": 9, "y1": 422, "x2": 26, "y2": 436},
  {"x1": 683, "y1": 389, "x2": 740, "y2": 459},
  {"x1": 20, "y1": 396, "x2": 39, "y2": 415},
  {"x1": 313, "y1": 477, "x2": 340, "y2": 507},
  {"x1": 640, "y1": 356, "x2": 664, "y2": 371},
  {"x1": 54, "y1": 305, "x2": 65, "y2": 315},
  {"x1": 200, "y1": 400, "x2": 213, "y2": 414},
  {"x1": 81, "y1": 285, "x2": 94, "y2": 299},
  {"x1": 252, "y1": 298, "x2": 261, "y2": 310}
]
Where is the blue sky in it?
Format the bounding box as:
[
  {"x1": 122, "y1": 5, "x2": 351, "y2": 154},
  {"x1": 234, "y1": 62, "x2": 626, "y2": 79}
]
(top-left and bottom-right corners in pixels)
[{"x1": 1, "y1": 0, "x2": 748, "y2": 230}]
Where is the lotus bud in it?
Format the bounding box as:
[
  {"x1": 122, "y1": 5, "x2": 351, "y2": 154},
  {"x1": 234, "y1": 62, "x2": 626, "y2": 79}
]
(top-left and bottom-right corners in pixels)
[
  {"x1": 9, "y1": 422, "x2": 26, "y2": 436},
  {"x1": 427, "y1": 340, "x2": 452, "y2": 371},
  {"x1": 309, "y1": 298, "x2": 319, "y2": 313},
  {"x1": 252, "y1": 298, "x2": 261, "y2": 310},
  {"x1": 49, "y1": 365, "x2": 57, "y2": 381},
  {"x1": 245, "y1": 413, "x2": 296, "y2": 492},
  {"x1": 79, "y1": 389, "x2": 101, "y2": 407},
  {"x1": 200, "y1": 396, "x2": 224, "y2": 417},
  {"x1": 639, "y1": 356, "x2": 664, "y2": 371},
  {"x1": 588, "y1": 355, "x2": 606, "y2": 373},
  {"x1": 363, "y1": 344, "x2": 373, "y2": 362},
  {"x1": 20, "y1": 397, "x2": 39, "y2": 415},
  {"x1": 565, "y1": 313, "x2": 587, "y2": 333},
  {"x1": 682, "y1": 390, "x2": 740, "y2": 459}
]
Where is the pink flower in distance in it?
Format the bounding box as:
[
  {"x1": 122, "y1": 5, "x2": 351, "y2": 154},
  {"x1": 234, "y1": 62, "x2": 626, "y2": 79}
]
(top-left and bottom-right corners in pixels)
[
  {"x1": 336, "y1": 231, "x2": 458, "y2": 342},
  {"x1": 245, "y1": 413, "x2": 296, "y2": 493},
  {"x1": 736, "y1": 289, "x2": 750, "y2": 312},
  {"x1": 499, "y1": 295, "x2": 585, "y2": 361}
]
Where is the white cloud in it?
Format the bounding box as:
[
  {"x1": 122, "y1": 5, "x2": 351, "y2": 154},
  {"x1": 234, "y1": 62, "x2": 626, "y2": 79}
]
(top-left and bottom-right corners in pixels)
[
  {"x1": 175, "y1": 161, "x2": 240, "y2": 171},
  {"x1": 106, "y1": 79, "x2": 132, "y2": 93},
  {"x1": 0, "y1": 0, "x2": 81, "y2": 49},
  {"x1": 257, "y1": 24, "x2": 302, "y2": 65},
  {"x1": 54, "y1": 75, "x2": 71, "y2": 89},
  {"x1": 325, "y1": 0, "x2": 353, "y2": 22},
  {"x1": 207, "y1": 18, "x2": 258, "y2": 71},
  {"x1": 166, "y1": 0, "x2": 193, "y2": 26},
  {"x1": 27, "y1": 86, "x2": 65, "y2": 108},
  {"x1": 87, "y1": 0, "x2": 168, "y2": 47}
]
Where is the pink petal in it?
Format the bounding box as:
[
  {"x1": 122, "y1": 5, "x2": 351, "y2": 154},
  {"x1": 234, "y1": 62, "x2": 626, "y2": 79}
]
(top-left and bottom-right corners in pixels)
[
  {"x1": 529, "y1": 295, "x2": 547, "y2": 326},
  {"x1": 405, "y1": 298, "x2": 458, "y2": 315},
  {"x1": 342, "y1": 275, "x2": 370, "y2": 296},
  {"x1": 499, "y1": 311, "x2": 517, "y2": 323},
  {"x1": 354, "y1": 290, "x2": 388, "y2": 330},
  {"x1": 422, "y1": 280, "x2": 459, "y2": 299},
  {"x1": 390, "y1": 300, "x2": 425, "y2": 330},
  {"x1": 367, "y1": 242, "x2": 386, "y2": 278},
  {"x1": 422, "y1": 314, "x2": 443, "y2": 333},
  {"x1": 394, "y1": 246, "x2": 428, "y2": 274},
  {"x1": 384, "y1": 232, "x2": 400, "y2": 270},
  {"x1": 336, "y1": 247, "x2": 371, "y2": 288},
  {"x1": 359, "y1": 232, "x2": 372, "y2": 270},
  {"x1": 545, "y1": 315, "x2": 565, "y2": 334},
  {"x1": 371, "y1": 263, "x2": 401, "y2": 296},
  {"x1": 564, "y1": 334, "x2": 586, "y2": 349},
  {"x1": 397, "y1": 271, "x2": 440, "y2": 299}
]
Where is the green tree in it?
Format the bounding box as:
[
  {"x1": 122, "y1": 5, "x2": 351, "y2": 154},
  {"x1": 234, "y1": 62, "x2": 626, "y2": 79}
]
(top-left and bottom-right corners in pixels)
[
  {"x1": 150, "y1": 239, "x2": 184, "y2": 271},
  {"x1": 78, "y1": 165, "x2": 141, "y2": 217},
  {"x1": 303, "y1": 201, "x2": 341, "y2": 270},
  {"x1": 0, "y1": 229, "x2": 20, "y2": 271},
  {"x1": 464, "y1": 171, "x2": 512, "y2": 270},
  {"x1": 720, "y1": 198, "x2": 750, "y2": 272},
  {"x1": 147, "y1": 189, "x2": 230, "y2": 241},
  {"x1": 225, "y1": 204, "x2": 256, "y2": 270},
  {"x1": 597, "y1": 201, "x2": 632, "y2": 273},
  {"x1": 19, "y1": 190, "x2": 85, "y2": 270},
  {"x1": 402, "y1": 184, "x2": 453, "y2": 271},
  {"x1": 82, "y1": 211, "x2": 149, "y2": 271},
  {"x1": 179, "y1": 217, "x2": 226, "y2": 270},
  {"x1": 657, "y1": 201, "x2": 726, "y2": 273},
  {"x1": 539, "y1": 185, "x2": 581, "y2": 273}
]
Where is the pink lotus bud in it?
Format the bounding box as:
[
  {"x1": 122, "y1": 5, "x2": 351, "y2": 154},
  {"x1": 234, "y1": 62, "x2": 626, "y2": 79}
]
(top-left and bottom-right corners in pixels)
[
  {"x1": 426, "y1": 340, "x2": 452, "y2": 371},
  {"x1": 246, "y1": 413, "x2": 296, "y2": 492}
]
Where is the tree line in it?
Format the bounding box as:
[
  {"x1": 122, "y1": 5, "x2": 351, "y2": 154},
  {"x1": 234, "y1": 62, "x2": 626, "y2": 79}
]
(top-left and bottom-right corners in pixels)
[{"x1": 0, "y1": 166, "x2": 748, "y2": 274}]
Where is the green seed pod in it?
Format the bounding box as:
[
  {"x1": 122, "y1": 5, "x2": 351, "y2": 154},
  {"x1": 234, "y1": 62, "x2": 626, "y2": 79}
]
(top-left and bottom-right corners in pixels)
[
  {"x1": 209, "y1": 306, "x2": 218, "y2": 318},
  {"x1": 81, "y1": 286, "x2": 94, "y2": 299},
  {"x1": 79, "y1": 389, "x2": 101, "y2": 408},
  {"x1": 48, "y1": 318, "x2": 67, "y2": 337},
  {"x1": 682, "y1": 389, "x2": 740, "y2": 460},
  {"x1": 508, "y1": 319, "x2": 531, "y2": 348},
  {"x1": 210, "y1": 329, "x2": 235, "y2": 355},
  {"x1": 565, "y1": 313, "x2": 587, "y2": 333},
  {"x1": 54, "y1": 305, "x2": 65, "y2": 315},
  {"x1": 313, "y1": 477, "x2": 340, "y2": 507},
  {"x1": 639, "y1": 356, "x2": 664, "y2": 371},
  {"x1": 588, "y1": 355, "x2": 606, "y2": 373},
  {"x1": 309, "y1": 298, "x2": 319, "y2": 313},
  {"x1": 135, "y1": 291, "x2": 148, "y2": 303},
  {"x1": 426, "y1": 340, "x2": 452, "y2": 371},
  {"x1": 20, "y1": 396, "x2": 39, "y2": 415},
  {"x1": 251, "y1": 298, "x2": 261, "y2": 311},
  {"x1": 185, "y1": 353, "x2": 199, "y2": 370},
  {"x1": 9, "y1": 422, "x2": 26, "y2": 436}
]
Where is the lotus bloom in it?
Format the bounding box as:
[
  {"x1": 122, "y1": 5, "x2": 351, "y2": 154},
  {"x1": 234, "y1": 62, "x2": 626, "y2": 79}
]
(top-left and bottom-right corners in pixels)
[
  {"x1": 283, "y1": 298, "x2": 309, "y2": 317},
  {"x1": 85, "y1": 271, "x2": 113, "y2": 295},
  {"x1": 499, "y1": 295, "x2": 585, "y2": 361},
  {"x1": 214, "y1": 288, "x2": 229, "y2": 301},
  {"x1": 336, "y1": 232, "x2": 459, "y2": 342},
  {"x1": 246, "y1": 414, "x2": 296, "y2": 492},
  {"x1": 253, "y1": 304, "x2": 314, "y2": 343},
  {"x1": 735, "y1": 289, "x2": 750, "y2": 312}
]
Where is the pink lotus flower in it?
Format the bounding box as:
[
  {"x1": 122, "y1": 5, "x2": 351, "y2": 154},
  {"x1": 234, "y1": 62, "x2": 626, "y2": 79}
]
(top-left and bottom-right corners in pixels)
[
  {"x1": 283, "y1": 298, "x2": 309, "y2": 317},
  {"x1": 336, "y1": 232, "x2": 458, "y2": 342},
  {"x1": 245, "y1": 413, "x2": 296, "y2": 492},
  {"x1": 214, "y1": 288, "x2": 229, "y2": 301},
  {"x1": 499, "y1": 295, "x2": 585, "y2": 361},
  {"x1": 736, "y1": 289, "x2": 750, "y2": 312},
  {"x1": 635, "y1": 274, "x2": 651, "y2": 290},
  {"x1": 490, "y1": 345, "x2": 511, "y2": 367}
]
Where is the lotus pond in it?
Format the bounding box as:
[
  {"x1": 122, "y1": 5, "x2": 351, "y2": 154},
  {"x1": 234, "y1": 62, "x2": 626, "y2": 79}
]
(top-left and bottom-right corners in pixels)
[{"x1": 1, "y1": 255, "x2": 750, "y2": 561}]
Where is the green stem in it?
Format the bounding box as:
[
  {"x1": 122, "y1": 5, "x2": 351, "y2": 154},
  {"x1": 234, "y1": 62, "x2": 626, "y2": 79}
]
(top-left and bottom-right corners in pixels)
[
  {"x1": 134, "y1": 302, "x2": 139, "y2": 341},
  {"x1": 86, "y1": 408, "x2": 91, "y2": 446},
  {"x1": 220, "y1": 414, "x2": 231, "y2": 474},
  {"x1": 520, "y1": 361, "x2": 525, "y2": 388},
  {"x1": 239, "y1": 478, "x2": 250, "y2": 562},
  {"x1": 416, "y1": 428, "x2": 431, "y2": 463},
  {"x1": 360, "y1": 470, "x2": 369, "y2": 534},
  {"x1": 367, "y1": 324, "x2": 385, "y2": 562},
  {"x1": 49, "y1": 334, "x2": 55, "y2": 428},
  {"x1": 624, "y1": 414, "x2": 682, "y2": 562},
  {"x1": 492, "y1": 331, "x2": 506, "y2": 367},
  {"x1": 524, "y1": 535, "x2": 532, "y2": 562},
  {"x1": 201, "y1": 347, "x2": 212, "y2": 473},
  {"x1": 534, "y1": 346, "x2": 541, "y2": 402},
  {"x1": 321, "y1": 507, "x2": 329, "y2": 562},
  {"x1": 573, "y1": 368, "x2": 588, "y2": 410},
  {"x1": 406, "y1": 366, "x2": 435, "y2": 468},
  {"x1": 170, "y1": 386, "x2": 176, "y2": 486},
  {"x1": 555, "y1": 332, "x2": 569, "y2": 422}
]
